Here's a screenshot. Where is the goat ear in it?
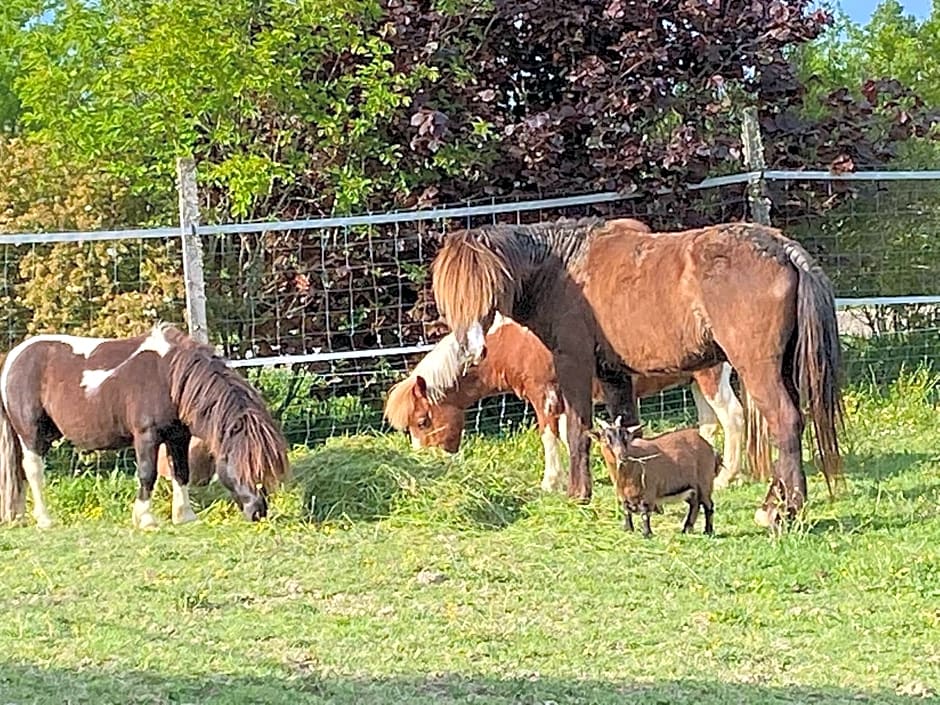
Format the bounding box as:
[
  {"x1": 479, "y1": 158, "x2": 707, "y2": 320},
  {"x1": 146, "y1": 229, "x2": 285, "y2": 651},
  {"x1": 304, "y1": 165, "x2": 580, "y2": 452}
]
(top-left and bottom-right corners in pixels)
[
  {"x1": 413, "y1": 375, "x2": 429, "y2": 400},
  {"x1": 613, "y1": 415, "x2": 623, "y2": 428},
  {"x1": 626, "y1": 424, "x2": 643, "y2": 437},
  {"x1": 586, "y1": 428, "x2": 601, "y2": 442},
  {"x1": 597, "y1": 417, "x2": 611, "y2": 430}
]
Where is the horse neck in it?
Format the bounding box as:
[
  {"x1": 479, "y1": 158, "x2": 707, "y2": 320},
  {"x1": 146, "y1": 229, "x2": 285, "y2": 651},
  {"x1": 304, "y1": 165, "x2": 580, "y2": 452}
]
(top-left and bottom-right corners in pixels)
[{"x1": 436, "y1": 364, "x2": 499, "y2": 408}]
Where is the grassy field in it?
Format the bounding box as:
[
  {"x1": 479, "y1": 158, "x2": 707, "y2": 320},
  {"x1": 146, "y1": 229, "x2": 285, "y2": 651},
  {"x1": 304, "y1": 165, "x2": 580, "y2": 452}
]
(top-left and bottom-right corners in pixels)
[{"x1": 1, "y1": 373, "x2": 939, "y2": 704}]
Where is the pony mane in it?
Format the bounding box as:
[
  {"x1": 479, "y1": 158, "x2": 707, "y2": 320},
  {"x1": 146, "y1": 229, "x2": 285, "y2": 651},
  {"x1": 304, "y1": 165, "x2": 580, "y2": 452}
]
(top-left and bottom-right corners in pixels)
[
  {"x1": 384, "y1": 332, "x2": 464, "y2": 430},
  {"x1": 383, "y1": 312, "x2": 516, "y2": 430},
  {"x1": 160, "y1": 326, "x2": 289, "y2": 491},
  {"x1": 431, "y1": 218, "x2": 602, "y2": 334}
]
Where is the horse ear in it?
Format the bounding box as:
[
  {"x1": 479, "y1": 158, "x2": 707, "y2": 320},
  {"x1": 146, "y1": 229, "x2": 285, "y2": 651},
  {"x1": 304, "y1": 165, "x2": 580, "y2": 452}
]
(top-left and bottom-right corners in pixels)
[{"x1": 413, "y1": 375, "x2": 429, "y2": 400}]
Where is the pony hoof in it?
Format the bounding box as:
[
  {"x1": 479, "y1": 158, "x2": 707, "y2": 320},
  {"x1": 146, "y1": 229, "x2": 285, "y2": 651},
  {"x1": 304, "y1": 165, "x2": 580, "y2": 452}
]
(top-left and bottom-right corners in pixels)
[
  {"x1": 172, "y1": 508, "x2": 199, "y2": 525},
  {"x1": 35, "y1": 515, "x2": 54, "y2": 530},
  {"x1": 133, "y1": 512, "x2": 159, "y2": 531}
]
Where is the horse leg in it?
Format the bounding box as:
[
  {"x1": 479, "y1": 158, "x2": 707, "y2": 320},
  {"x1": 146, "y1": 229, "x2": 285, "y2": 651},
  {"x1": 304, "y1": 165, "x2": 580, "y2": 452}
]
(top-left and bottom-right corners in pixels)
[
  {"x1": 738, "y1": 365, "x2": 805, "y2": 527},
  {"x1": 167, "y1": 432, "x2": 197, "y2": 525},
  {"x1": 693, "y1": 363, "x2": 745, "y2": 489},
  {"x1": 537, "y1": 410, "x2": 566, "y2": 493},
  {"x1": 691, "y1": 384, "x2": 719, "y2": 448},
  {"x1": 556, "y1": 354, "x2": 594, "y2": 502},
  {"x1": 132, "y1": 429, "x2": 161, "y2": 530},
  {"x1": 20, "y1": 443, "x2": 52, "y2": 529}
]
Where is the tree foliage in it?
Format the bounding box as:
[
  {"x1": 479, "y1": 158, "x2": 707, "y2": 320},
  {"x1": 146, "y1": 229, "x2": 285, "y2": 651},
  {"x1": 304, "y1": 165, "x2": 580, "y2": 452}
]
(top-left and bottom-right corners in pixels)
[{"x1": 0, "y1": 0, "x2": 938, "y2": 361}]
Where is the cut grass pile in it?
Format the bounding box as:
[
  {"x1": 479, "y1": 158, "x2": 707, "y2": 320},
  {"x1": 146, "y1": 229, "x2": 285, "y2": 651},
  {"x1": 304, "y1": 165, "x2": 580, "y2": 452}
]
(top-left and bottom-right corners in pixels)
[{"x1": 0, "y1": 372, "x2": 939, "y2": 704}]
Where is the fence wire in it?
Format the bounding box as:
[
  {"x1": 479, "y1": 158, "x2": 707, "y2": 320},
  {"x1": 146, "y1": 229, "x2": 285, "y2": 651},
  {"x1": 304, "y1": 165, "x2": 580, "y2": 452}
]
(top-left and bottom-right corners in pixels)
[{"x1": 1, "y1": 171, "x2": 938, "y2": 473}]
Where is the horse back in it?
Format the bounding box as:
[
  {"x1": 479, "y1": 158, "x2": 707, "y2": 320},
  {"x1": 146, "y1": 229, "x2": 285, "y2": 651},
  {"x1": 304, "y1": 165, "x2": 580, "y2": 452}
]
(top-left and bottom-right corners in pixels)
[{"x1": 2, "y1": 334, "x2": 176, "y2": 449}]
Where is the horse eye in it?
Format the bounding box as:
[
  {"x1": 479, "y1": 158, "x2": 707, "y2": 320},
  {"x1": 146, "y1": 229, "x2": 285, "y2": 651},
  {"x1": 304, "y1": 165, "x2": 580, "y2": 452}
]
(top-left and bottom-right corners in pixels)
[{"x1": 417, "y1": 416, "x2": 431, "y2": 429}]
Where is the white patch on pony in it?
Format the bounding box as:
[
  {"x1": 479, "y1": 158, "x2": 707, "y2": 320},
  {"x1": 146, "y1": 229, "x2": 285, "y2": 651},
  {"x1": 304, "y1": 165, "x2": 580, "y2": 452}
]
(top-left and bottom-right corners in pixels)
[
  {"x1": 558, "y1": 414, "x2": 569, "y2": 449},
  {"x1": 20, "y1": 444, "x2": 53, "y2": 529},
  {"x1": 540, "y1": 426, "x2": 566, "y2": 492},
  {"x1": 132, "y1": 498, "x2": 159, "y2": 530},
  {"x1": 0, "y1": 334, "x2": 108, "y2": 409},
  {"x1": 488, "y1": 311, "x2": 510, "y2": 333},
  {"x1": 410, "y1": 433, "x2": 423, "y2": 450},
  {"x1": 466, "y1": 321, "x2": 486, "y2": 362},
  {"x1": 141, "y1": 325, "x2": 172, "y2": 357},
  {"x1": 81, "y1": 328, "x2": 174, "y2": 394},
  {"x1": 81, "y1": 368, "x2": 116, "y2": 392},
  {"x1": 171, "y1": 479, "x2": 198, "y2": 525}
]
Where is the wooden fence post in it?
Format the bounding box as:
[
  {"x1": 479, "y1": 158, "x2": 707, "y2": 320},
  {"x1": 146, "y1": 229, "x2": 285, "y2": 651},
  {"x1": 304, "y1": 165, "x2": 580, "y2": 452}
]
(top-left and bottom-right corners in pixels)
[
  {"x1": 176, "y1": 157, "x2": 209, "y2": 344},
  {"x1": 741, "y1": 106, "x2": 772, "y2": 225}
]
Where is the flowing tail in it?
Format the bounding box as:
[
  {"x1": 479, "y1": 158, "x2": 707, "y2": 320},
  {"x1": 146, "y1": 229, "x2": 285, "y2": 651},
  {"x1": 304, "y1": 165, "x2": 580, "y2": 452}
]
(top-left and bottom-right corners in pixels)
[
  {"x1": 784, "y1": 239, "x2": 845, "y2": 496},
  {"x1": 742, "y1": 387, "x2": 774, "y2": 481},
  {"x1": 0, "y1": 356, "x2": 25, "y2": 523}
]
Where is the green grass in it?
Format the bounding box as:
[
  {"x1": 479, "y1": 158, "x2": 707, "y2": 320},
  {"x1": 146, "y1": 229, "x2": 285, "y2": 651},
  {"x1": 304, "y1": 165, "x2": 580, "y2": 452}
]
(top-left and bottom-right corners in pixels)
[{"x1": 1, "y1": 374, "x2": 940, "y2": 704}]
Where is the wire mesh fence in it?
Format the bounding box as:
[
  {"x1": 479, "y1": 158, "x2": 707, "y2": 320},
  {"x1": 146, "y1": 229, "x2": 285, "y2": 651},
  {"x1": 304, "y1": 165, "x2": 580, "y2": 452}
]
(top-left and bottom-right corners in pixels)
[{"x1": 1, "y1": 169, "x2": 938, "y2": 471}]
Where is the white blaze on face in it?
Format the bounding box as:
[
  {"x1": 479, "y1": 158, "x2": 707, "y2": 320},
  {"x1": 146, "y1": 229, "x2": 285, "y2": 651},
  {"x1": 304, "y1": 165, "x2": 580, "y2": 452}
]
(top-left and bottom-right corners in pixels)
[{"x1": 410, "y1": 433, "x2": 422, "y2": 450}]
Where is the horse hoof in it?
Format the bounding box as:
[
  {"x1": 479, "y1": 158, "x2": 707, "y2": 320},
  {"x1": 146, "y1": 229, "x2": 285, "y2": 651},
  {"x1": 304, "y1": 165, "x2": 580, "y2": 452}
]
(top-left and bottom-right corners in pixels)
[
  {"x1": 35, "y1": 514, "x2": 54, "y2": 530},
  {"x1": 172, "y1": 508, "x2": 199, "y2": 525}
]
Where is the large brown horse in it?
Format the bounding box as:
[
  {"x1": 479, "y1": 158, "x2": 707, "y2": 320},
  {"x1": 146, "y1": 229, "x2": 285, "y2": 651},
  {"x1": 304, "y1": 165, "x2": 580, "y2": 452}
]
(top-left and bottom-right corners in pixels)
[
  {"x1": 431, "y1": 218, "x2": 843, "y2": 525},
  {"x1": 0, "y1": 324, "x2": 289, "y2": 528}
]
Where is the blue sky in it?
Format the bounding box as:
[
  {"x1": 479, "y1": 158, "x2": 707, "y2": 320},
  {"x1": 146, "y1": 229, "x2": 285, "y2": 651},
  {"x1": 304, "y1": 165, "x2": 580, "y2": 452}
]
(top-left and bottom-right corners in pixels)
[{"x1": 838, "y1": 0, "x2": 932, "y2": 23}]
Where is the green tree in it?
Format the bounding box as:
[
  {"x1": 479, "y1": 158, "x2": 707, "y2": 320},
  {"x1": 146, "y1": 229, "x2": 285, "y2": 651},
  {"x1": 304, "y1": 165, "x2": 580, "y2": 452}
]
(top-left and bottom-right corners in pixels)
[{"x1": 8, "y1": 0, "x2": 432, "y2": 221}]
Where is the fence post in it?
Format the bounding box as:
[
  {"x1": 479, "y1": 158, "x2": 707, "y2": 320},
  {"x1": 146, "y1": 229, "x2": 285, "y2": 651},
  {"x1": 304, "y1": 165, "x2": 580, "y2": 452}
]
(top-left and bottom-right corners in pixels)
[
  {"x1": 176, "y1": 157, "x2": 209, "y2": 344},
  {"x1": 741, "y1": 106, "x2": 772, "y2": 225}
]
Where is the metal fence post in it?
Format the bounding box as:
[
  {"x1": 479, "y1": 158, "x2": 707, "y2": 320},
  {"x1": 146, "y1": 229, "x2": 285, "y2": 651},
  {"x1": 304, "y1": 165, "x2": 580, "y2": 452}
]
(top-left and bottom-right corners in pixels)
[
  {"x1": 741, "y1": 106, "x2": 772, "y2": 225},
  {"x1": 176, "y1": 157, "x2": 209, "y2": 344}
]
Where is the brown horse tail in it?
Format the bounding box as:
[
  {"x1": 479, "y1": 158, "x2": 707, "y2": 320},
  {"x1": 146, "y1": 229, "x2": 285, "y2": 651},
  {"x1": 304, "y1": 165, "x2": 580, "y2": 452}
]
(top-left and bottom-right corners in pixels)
[
  {"x1": 785, "y1": 240, "x2": 845, "y2": 497},
  {"x1": 0, "y1": 355, "x2": 25, "y2": 523},
  {"x1": 741, "y1": 387, "x2": 774, "y2": 481},
  {"x1": 431, "y1": 230, "x2": 513, "y2": 336}
]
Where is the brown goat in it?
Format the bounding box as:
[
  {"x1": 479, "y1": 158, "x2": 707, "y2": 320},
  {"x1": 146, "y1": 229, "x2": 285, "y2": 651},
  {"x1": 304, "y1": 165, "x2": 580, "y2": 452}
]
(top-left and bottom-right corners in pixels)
[{"x1": 589, "y1": 418, "x2": 719, "y2": 538}]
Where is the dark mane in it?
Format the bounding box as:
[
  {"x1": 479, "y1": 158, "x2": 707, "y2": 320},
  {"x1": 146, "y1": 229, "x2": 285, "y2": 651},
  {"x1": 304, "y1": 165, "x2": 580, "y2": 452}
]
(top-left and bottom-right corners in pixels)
[{"x1": 161, "y1": 326, "x2": 289, "y2": 491}]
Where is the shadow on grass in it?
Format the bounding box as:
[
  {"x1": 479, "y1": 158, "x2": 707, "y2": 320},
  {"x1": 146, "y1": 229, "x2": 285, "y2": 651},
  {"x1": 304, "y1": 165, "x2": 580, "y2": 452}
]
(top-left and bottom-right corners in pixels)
[
  {"x1": 844, "y1": 450, "x2": 936, "y2": 485},
  {"x1": 0, "y1": 663, "x2": 932, "y2": 705}
]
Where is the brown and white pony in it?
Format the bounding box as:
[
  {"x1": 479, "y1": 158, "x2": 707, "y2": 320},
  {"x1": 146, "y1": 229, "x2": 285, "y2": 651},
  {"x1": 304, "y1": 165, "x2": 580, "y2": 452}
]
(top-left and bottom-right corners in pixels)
[
  {"x1": 384, "y1": 313, "x2": 744, "y2": 492},
  {"x1": 431, "y1": 218, "x2": 843, "y2": 526},
  {"x1": 0, "y1": 324, "x2": 289, "y2": 528}
]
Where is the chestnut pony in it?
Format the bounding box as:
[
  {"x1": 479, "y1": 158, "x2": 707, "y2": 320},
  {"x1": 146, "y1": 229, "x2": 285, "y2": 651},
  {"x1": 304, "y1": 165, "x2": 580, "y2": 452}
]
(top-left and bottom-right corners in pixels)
[
  {"x1": 384, "y1": 312, "x2": 745, "y2": 492},
  {"x1": 0, "y1": 324, "x2": 288, "y2": 528},
  {"x1": 431, "y1": 218, "x2": 843, "y2": 526}
]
